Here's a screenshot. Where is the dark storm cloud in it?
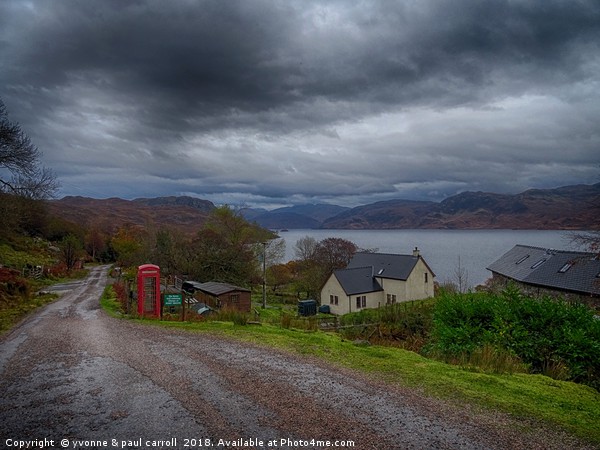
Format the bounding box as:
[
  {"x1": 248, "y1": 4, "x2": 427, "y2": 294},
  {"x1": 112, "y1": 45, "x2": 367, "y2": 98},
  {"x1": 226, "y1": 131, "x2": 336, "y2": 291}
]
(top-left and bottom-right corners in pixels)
[{"x1": 1, "y1": 0, "x2": 598, "y2": 206}]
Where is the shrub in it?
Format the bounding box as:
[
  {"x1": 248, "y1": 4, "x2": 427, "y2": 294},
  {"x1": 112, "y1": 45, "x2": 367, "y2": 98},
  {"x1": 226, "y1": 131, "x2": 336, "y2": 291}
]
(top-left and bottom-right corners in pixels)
[
  {"x1": 427, "y1": 288, "x2": 600, "y2": 389},
  {"x1": 280, "y1": 312, "x2": 293, "y2": 329},
  {"x1": 111, "y1": 281, "x2": 129, "y2": 313},
  {"x1": 209, "y1": 308, "x2": 250, "y2": 325},
  {"x1": 339, "y1": 300, "x2": 434, "y2": 349}
]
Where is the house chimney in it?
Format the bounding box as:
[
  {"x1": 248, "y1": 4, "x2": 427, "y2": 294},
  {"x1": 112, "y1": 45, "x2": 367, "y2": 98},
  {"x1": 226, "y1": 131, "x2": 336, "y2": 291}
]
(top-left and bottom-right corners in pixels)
[{"x1": 413, "y1": 247, "x2": 420, "y2": 257}]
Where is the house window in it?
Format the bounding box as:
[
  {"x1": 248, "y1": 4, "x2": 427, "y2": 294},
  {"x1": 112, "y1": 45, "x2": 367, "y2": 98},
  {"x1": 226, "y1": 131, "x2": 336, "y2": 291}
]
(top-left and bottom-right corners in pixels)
[
  {"x1": 334, "y1": 295, "x2": 339, "y2": 305},
  {"x1": 424, "y1": 272, "x2": 428, "y2": 283},
  {"x1": 330, "y1": 295, "x2": 339, "y2": 305},
  {"x1": 391, "y1": 294, "x2": 396, "y2": 304},
  {"x1": 356, "y1": 295, "x2": 366, "y2": 309},
  {"x1": 330, "y1": 294, "x2": 334, "y2": 305},
  {"x1": 230, "y1": 294, "x2": 239, "y2": 303}
]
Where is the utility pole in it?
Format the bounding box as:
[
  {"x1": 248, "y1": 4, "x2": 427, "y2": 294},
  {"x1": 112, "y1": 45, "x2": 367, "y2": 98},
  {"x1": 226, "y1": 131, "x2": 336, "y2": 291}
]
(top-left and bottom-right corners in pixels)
[{"x1": 262, "y1": 241, "x2": 267, "y2": 309}]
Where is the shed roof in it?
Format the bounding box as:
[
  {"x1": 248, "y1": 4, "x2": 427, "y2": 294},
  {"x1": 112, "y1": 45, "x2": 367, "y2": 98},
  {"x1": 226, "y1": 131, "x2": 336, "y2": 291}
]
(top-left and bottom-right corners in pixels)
[
  {"x1": 183, "y1": 281, "x2": 250, "y2": 296},
  {"x1": 487, "y1": 245, "x2": 600, "y2": 296},
  {"x1": 333, "y1": 267, "x2": 383, "y2": 296}
]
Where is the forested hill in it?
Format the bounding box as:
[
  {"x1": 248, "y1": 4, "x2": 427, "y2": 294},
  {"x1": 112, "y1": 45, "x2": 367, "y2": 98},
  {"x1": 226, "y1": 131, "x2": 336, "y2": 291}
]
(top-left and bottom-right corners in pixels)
[{"x1": 47, "y1": 183, "x2": 600, "y2": 232}]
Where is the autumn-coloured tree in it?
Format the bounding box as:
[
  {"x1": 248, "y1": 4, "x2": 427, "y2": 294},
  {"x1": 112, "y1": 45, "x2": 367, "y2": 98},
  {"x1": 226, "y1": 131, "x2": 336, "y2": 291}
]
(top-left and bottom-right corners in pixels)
[
  {"x1": 85, "y1": 226, "x2": 107, "y2": 262},
  {"x1": 111, "y1": 223, "x2": 150, "y2": 267},
  {"x1": 60, "y1": 234, "x2": 83, "y2": 273},
  {"x1": 292, "y1": 236, "x2": 359, "y2": 300},
  {"x1": 314, "y1": 237, "x2": 358, "y2": 275},
  {"x1": 267, "y1": 262, "x2": 294, "y2": 294},
  {"x1": 184, "y1": 206, "x2": 275, "y2": 285}
]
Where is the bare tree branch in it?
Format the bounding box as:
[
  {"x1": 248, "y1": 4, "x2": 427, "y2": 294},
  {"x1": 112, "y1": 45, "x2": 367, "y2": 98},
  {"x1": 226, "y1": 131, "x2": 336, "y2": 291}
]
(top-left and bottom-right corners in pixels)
[{"x1": 0, "y1": 98, "x2": 58, "y2": 199}]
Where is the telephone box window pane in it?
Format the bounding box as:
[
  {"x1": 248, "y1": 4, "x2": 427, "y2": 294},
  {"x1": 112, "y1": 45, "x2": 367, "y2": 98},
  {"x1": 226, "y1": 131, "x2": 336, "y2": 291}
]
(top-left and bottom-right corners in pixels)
[{"x1": 144, "y1": 277, "x2": 156, "y2": 313}]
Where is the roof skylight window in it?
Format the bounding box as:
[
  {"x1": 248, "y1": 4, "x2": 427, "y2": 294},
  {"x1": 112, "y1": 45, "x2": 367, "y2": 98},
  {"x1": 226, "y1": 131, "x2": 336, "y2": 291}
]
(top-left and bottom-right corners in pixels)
[
  {"x1": 377, "y1": 268, "x2": 385, "y2": 275},
  {"x1": 515, "y1": 255, "x2": 530, "y2": 265},
  {"x1": 530, "y1": 259, "x2": 547, "y2": 269},
  {"x1": 558, "y1": 262, "x2": 573, "y2": 273}
]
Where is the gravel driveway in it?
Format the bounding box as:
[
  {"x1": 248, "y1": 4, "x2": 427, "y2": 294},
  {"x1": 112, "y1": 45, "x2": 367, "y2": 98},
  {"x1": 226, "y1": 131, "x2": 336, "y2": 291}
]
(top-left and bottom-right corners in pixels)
[{"x1": 0, "y1": 266, "x2": 592, "y2": 450}]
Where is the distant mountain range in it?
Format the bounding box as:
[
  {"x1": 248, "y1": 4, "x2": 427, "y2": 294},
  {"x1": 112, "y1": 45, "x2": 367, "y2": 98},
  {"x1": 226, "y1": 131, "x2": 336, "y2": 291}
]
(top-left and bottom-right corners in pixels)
[
  {"x1": 320, "y1": 183, "x2": 600, "y2": 230},
  {"x1": 47, "y1": 183, "x2": 600, "y2": 233}
]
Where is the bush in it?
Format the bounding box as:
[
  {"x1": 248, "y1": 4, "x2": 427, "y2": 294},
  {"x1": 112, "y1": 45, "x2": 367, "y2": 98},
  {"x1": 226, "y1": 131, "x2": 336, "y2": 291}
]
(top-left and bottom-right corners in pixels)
[
  {"x1": 339, "y1": 300, "x2": 434, "y2": 351},
  {"x1": 209, "y1": 308, "x2": 250, "y2": 325},
  {"x1": 0, "y1": 268, "x2": 30, "y2": 302},
  {"x1": 111, "y1": 281, "x2": 129, "y2": 313},
  {"x1": 427, "y1": 287, "x2": 600, "y2": 389}
]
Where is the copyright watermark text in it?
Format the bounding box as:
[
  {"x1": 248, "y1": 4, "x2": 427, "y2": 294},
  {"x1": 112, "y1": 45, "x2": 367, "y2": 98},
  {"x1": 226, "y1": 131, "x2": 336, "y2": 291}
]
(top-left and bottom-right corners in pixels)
[{"x1": 5, "y1": 436, "x2": 356, "y2": 449}]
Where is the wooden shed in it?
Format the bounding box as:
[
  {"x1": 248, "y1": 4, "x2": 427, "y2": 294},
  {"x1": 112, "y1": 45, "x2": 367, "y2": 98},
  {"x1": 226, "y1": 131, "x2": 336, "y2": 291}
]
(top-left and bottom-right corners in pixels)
[{"x1": 183, "y1": 281, "x2": 251, "y2": 312}]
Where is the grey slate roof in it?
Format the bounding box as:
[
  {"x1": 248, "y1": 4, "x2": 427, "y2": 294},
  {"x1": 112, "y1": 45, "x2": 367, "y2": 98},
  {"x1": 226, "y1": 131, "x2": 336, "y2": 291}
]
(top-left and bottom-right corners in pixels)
[
  {"x1": 347, "y1": 252, "x2": 425, "y2": 280},
  {"x1": 487, "y1": 245, "x2": 600, "y2": 296},
  {"x1": 183, "y1": 281, "x2": 250, "y2": 296},
  {"x1": 333, "y1": 267, "x2": 383, "y2": 295}
]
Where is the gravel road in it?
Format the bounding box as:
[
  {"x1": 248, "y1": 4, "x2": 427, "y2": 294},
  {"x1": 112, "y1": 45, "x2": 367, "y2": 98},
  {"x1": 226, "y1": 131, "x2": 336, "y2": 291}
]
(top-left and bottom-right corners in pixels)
[{"x1": 0, "y1": 266, "x2": 592, "y2": 450}]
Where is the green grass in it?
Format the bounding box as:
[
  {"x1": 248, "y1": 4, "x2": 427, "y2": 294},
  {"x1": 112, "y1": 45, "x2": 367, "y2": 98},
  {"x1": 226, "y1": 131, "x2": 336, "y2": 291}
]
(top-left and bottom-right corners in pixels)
[
  {"x1": 0, "y1": 292, "x2": 58, "y2": 334},
  {"x1": 101, "y1": 294, "x2": 600, "y2": 445},
  {"x1": 100, "y1": 285, "x2": 124, "y2": 318},
  {"x1": 0, "y1": 242, "x2": 55, "y2": 269},
  {"x1": 0, "y1": 269, "x2": 89, "y2": 336}
]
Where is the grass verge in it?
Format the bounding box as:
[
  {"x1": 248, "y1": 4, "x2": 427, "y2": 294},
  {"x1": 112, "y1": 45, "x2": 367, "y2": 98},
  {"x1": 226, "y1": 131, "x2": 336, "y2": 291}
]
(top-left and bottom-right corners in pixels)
[
  {"x1": 0, "y1": 292, "x2": 57, "y2": 335},
  {"x1": 0, "y1": 269, "x2": 89, "y2": 336},
  {"x1": 101, "y1": 294, "x2": 600, "y2": 445}
]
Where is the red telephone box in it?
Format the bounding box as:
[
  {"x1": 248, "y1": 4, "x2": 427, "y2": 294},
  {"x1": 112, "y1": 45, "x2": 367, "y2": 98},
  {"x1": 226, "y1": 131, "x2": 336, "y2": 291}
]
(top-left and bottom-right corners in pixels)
[{"x1": 137, "y1": 264, "x2": 161, "y2": 317}]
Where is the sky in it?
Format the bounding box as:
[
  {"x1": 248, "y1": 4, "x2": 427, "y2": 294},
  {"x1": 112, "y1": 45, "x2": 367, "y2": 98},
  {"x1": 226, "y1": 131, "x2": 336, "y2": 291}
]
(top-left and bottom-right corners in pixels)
[{"x1": 1, "y1": 0, "x2": 599, "y2": 209}]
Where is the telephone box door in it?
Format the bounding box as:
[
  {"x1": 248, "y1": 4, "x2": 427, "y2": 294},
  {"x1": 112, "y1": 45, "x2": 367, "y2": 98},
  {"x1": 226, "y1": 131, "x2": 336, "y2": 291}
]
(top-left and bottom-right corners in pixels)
[{"x1": 137, "y1": 264, "x2": 161, "y2": 317}]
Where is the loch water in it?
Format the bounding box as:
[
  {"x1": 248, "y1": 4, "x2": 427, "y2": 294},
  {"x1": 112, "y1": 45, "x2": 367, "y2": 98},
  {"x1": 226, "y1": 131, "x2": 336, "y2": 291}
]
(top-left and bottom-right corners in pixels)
[{"x1": 276, "y1": 229, "x2": 582, "y2": 287}]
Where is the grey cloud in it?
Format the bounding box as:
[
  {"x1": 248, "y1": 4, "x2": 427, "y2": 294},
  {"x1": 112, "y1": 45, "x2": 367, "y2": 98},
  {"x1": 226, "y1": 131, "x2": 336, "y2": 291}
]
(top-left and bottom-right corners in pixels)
[{"x1": 1, "y1": 0, "x2": 598, "y2": 207}]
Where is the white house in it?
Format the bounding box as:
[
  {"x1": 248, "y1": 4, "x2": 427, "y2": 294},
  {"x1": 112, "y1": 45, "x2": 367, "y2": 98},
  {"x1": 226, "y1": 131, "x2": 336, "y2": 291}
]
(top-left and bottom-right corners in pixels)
[{"x1": 321, "y1": 249, "x2": 436, "y2": 315}]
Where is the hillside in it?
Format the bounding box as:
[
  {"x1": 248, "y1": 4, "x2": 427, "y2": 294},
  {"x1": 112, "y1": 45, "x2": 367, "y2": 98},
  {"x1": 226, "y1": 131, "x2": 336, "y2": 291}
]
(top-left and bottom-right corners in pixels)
[
  {"x1": 242, "y1": 204, "x2": 349, "y2": 229},
  {"x1": 46, "y1": 196, "x2": 215, "y2": 235},
  {"x1": 322, "y1": 183, "x2": 600, "y2": 229}
]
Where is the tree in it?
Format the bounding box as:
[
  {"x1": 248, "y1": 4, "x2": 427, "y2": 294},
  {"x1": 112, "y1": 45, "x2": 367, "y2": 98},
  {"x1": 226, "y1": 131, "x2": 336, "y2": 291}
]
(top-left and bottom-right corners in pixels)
[
  {"x1": 0, "y1": 99, "x2": 58, "y2": 240},
  {"x1": 292, "y1": 236, "x2": 359, "y2": 300},
  {"x1": 186, "y1": 206, "x2": 274, "y2": 285},
  {"x1": 60, "y1": 234, "x2": 83, "y2": 273},
  {"x1": 453, "y1": 255, "x2": 470, "y2": 293},
  {"x1": 267, "y1": 263, "x2": 294, "y2": 294},
  {"x1": 111, "y1": 223, "x2": 150, "y2": 267},
  {"x1": 85, "y1": 226, "x2": 107, "y2": 262},
  {"x1": 294, "y1": 236, "x2": 318, "y2": 261},
  {"x1": 313, "y1": 237, "x2": 358, "y2": 274},
  {"x1": 571, "y1": 231, "x2": 600, "y2": 256},
  {"x1": 0, "y1": 99, "x2": 58, "y2": 199}
]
